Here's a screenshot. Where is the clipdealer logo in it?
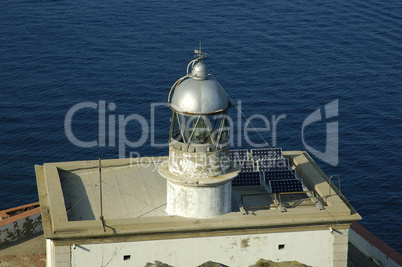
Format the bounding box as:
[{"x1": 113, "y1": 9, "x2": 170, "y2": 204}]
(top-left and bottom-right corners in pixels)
[
  {"x1": 63, "y1": 100, "x2": 287, "y2": 158},
  {"x1": 64, "y1": 99, "x2": 339, "y2": 166},
  {"x1": 302, "y1": 99, "x2": 339, "y2": 166}
]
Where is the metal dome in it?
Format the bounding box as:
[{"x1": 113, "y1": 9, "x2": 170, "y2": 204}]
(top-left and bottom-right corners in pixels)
[
  {"x1": 170, "y1": 63, "x2": 229, "y2": 115},
  {"x1": 191, "y1": 62, "x2": 209, "y2": 80}
]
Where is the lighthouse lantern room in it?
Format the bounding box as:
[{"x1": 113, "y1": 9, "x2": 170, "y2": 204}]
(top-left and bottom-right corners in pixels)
[{"x1": 158, "y1": 51, "x2": 240, "y2": 218}]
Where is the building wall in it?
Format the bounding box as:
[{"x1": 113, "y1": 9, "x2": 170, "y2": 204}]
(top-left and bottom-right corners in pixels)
[
  {"x1": 349, "y1": 224, "x2": 401, "y2": 267},
  {"x1": 0, "y1": 205, "x2": 42, "y2": 245},
  {"x1": 333, "y1": 228, "x2": 349, "y2": 267},
  {"x1": 64, "y1": 229, "x2": 347, "y2": 267},
  {"x1": 47, "y1": 239, "x2": 71, "y2": 267}
]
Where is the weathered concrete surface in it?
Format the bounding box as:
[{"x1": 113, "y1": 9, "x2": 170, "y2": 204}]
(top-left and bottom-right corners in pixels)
[
  {"x1": 36, "y1": 152, "x2": 363, "y2": 267},
  {"x1": 168, "y1": 145, "x2": 230, "y2": 179},
  {"x1": 166, "y1": 180, "x2": 232, "y2": 218},
  {"x1": 0, "y1": 203, "x2": 42, "y2": 245},
  {"x1": 36, "y1": 154, "x2": 360, "y2": 240},
  {"x1": 0, "y1": 225, "x2": 393, "y2": 267},
  {"x1": 0, "y1": 232, "x2": 46, "y2": 256},
  {"x1": 68, "y1": 229, "x2": 340, "y2": 266},
  {"x1": 0, "y1": 232, "x2": 46, "y2": 267},
  {"x1": 0, "y1": 254, "x2": 46, "y2": 267}
]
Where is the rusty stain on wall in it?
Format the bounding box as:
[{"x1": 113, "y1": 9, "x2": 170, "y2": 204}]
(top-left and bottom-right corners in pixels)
[{"x1": 241, "y1": 238, "x2": 250, "y2": 249}]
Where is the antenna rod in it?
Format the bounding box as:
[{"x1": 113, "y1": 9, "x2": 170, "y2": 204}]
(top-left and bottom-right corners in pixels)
[
  {"x1": 194, "y1": 41, "x2": 207, "y2": 60},
  {"x1": 199, "y1": 41, "x2": 202, "y2": 55},
  {"x1": 99, "y1": 156, "x2": 106, "y2": 232}
]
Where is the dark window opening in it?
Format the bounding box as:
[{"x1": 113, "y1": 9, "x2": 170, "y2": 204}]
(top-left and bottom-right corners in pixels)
[
  {"x1": 278, "y1": 244, "x2": 285, "y2": 250},
  {"x1": 123, "y1": 255, "x2": 131, "y2": 261}
]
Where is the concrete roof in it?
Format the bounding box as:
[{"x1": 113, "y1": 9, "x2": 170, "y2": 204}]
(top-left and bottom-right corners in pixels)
[
  {"x1": 59, "y1": 161, "x2": 168, "y2": 221},
  {"x1": 35, "y1": 151, "x2": 361, "y2": 244}
]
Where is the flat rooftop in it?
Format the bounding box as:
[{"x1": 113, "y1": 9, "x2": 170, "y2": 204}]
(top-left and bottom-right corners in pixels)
[{"x1": 36, "y1": 150, "x2": 361, "y2": 243}]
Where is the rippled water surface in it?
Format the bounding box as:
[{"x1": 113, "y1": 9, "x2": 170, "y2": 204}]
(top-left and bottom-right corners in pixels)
[{"x1": 0, "y1": 0, "x2": 401, "y2": 253}]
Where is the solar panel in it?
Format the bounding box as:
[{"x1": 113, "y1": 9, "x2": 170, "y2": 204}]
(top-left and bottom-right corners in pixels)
[
  {"x1": 251, "y1": 148, "x2": 283, "y2": 160},
  {"x1": 236, "y1": 160, "x2": 256, "y2": 172},
  {"x1": 264, "y1": 169, "x2": 296, "y2": 181},
  {"x1": 257, "y1": 158, "x2": 289, "y2": 171},
  {"x1": 269, "y1": 179, "x2": 303, "y2": 193},
  {"x1": 232, "y1": 172, "x2": 261, "y2": 187},
  {"x1": 230, "y1": 149, "x2": 249, "y2": 161}
]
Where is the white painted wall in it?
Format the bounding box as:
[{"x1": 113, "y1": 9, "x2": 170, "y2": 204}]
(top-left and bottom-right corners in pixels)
[
  {"x1": 47, "y1": 239, "x2": 71, "y2": 267},
  {"x1": 46, "y1": 239, "x2": 54, "y2": 267},
  {"x1": 70, "y1": 230, "x2": 337, "y2": 267},
  {"x1": 166, "y1": 180, "x2": 232, "y2": 218}
]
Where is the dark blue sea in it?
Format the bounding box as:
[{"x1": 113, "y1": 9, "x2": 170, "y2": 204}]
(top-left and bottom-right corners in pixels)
[{"x1": 1, "y1": 0, "x2": 401, "y2": 253}]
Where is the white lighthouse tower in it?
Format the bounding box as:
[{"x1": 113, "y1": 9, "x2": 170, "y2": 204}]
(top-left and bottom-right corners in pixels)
[{"x1": 158, "y1": 50, "x2": 240, "y2": 218}]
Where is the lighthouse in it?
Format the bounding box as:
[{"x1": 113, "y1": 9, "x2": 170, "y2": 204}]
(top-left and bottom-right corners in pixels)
[
  {"x1": 35, "y1": 48, "x2": 363, "y2": 266},
  {"x1": 158, "y1": 51, "x2": 240, "y2": 218}
]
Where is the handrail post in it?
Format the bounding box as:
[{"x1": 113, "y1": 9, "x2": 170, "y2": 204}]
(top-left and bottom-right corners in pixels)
[{"x1": 329, "y1": 175, "x2": 341, "y2": 196}]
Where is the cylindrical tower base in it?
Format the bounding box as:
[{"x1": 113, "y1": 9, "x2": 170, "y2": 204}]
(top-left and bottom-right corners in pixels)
[{"x1": 166, "y1": 180, "x2": 232, "y2": 219}]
